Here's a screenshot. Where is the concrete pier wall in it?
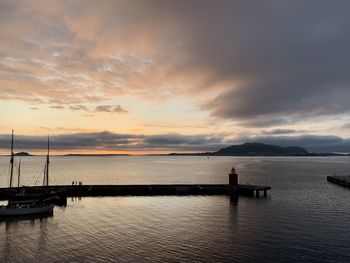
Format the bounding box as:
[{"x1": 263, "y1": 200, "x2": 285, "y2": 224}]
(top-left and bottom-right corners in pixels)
[{"x1": 0, "y1": 184, "x2": 271, "y2": 200}]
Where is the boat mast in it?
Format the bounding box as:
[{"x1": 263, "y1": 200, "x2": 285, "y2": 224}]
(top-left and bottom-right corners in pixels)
[
  {"x1": 17, "y1": 157, "x2": 21, "y2": 188},
  {"x1": 9, "y1": 130, "x2": 14, "y2": 188},
  {"x1": 44, "y1": 135, "x2": 50, "y2": 187}
]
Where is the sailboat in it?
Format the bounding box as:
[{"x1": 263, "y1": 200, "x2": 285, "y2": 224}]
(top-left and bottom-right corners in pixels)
[
  {"x1": 0, "y1": 202, "x2": 54, "y2": 217},
  {"x1": 8, "y1": 133, "x2": 67, "y2": 205},
  {"x1": 0, "y1": 130, "x2": 54, "y2": 217}
]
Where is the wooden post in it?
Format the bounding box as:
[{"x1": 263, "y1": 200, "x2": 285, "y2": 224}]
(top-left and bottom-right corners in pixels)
[{"x1": 264, "y1": 189, "x2": 267, "y2": 197}]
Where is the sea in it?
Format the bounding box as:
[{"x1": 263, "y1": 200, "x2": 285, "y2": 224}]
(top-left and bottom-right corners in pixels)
[{"x1": 0, "y1": 156, "x2": 349, "y2": 262}]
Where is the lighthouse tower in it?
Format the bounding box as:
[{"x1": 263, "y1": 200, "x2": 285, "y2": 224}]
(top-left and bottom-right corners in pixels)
[{"x1": 229, "y1": 167, "x2": 238, "y2": 186}]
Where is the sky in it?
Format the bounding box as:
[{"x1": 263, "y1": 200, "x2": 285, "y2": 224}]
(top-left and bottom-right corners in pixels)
[{"x1": 1, "y1": 0, "x2": 350, "y2": 154}]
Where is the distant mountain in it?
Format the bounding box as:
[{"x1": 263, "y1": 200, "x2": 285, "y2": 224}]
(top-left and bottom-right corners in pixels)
[
  {"x1": 65, "y1": 154, "x2": 130, "y2": 156},
  {"x1": 168, "y1": 142, "x2": 315, "y2": 156},
  {"x1": 14, "y1": 151, "x2": 32, "y2": 156},
  {"x1": 213, "y1": 142, "x2": 309, "y2": 156}
]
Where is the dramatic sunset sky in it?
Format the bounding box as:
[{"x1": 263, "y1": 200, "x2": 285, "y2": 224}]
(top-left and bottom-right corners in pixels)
[{"x1": 1, "y1": 0, "x2": 350, "y2": 154}]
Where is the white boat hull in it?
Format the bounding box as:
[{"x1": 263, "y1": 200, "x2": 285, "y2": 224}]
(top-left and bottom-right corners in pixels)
[{"x1": 0, "y1": 204, "x2": 54, "y2": 217}]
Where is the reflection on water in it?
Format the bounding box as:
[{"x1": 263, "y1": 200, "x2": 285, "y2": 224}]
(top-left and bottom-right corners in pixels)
[
  {"x1": 1, "y1": 197, "x2": 243, "y2": 262},
  {"x1": 0, "y1": 156, "x2": 350, "y2": 262},
  {"x1": 0, "y1": 194, "x2": 349, "y2": 263},
  {"x1": 2, "y1": 216, "x2": 52, "y2": 262}
]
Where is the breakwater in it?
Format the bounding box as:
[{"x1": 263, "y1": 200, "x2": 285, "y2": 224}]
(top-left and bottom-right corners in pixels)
[
  {"x1": 0, "y1": 183, "x2": 271, "y2": 200},
  {"x1": 327, "y1": 175, "x2": 350, "y2": 188}
]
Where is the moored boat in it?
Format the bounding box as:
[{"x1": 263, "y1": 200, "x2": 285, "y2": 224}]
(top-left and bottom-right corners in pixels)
[
  {"x1": 10, "y1": 187, "x2": 67, "y2": 201},
  {"x1": 6, "y1": 131, "x2": 67, "y2": 205},
  {"x1": 0, "y1": 203, "x2": 54, "y2": 217},
  {"x1": 9, "y1": 187, "x2": 67, "y2": 206}
]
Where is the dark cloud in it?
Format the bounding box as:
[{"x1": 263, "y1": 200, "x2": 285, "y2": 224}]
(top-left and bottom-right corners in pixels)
[
  {"x1": 0, "y1": 131, "x2": 142, "y2": 151},
  {"x1": 95, "y1": 105, "x2": 128, "y2": 113},
  {"x1": 108, "y1": 0, "x2": 350, "y2": 125},
  {"x1": 144, "y1": 134, "x2": 223, "y2": 147},
  {"x1": 68, "y1": 105, "x2": 89, "y2": 111},
  {"x1": 49, "y1": 104, "x2": 128, "y2": 113},
  {"x1": 261, "y1": 129, "x2": 309, "y2": 135},
  {"x1": 0, "y1": 131, "x2": 350, "y2": 153},
  {"x1": 238, "y1": 118, "x2": 293, "y2": 128},
  {"x1": 50, "y1": 105, "x2": 64, "y2": 110},
  {"x1": 171, "y1": 0, "x2": 350, "y2": 124},
  {"x1": 0, "y1": 131, "x2": 225, "y2": 152},
  {"x1": 342, "y1": 122, "x2": 350, "y2": 129}
]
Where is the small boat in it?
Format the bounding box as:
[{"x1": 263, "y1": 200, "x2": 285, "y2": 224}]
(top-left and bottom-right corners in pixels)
[
  {"x1": 0, "y1": 202, "x2": 54, "y2": 217},
  {"x1": 9, "y1": 187, "x2": 67, "y2": 206},
  {"x1": 10, "y1": 187, "x2": 67, "y2": 201}
]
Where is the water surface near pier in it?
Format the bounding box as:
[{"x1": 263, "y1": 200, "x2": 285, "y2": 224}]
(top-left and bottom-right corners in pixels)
[{"x1": 0, "y1": 156, "x2": 350, "y2": 262}]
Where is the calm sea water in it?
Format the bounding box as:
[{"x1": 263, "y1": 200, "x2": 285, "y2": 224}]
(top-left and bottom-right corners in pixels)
[{"x1": 0, "y1": 156, "x2": 350, "y2": 262}]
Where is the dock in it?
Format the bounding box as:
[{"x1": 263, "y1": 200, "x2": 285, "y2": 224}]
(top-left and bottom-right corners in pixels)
[
  {"x1": 0, "y1": 167, "x2": 271, "y2": 201},
  {"x1": 327, "y1": 175, "x2": 350, "y2": 188},
  {"x1": 0, "y1": 183, "x2": 271, "y2": 200}
]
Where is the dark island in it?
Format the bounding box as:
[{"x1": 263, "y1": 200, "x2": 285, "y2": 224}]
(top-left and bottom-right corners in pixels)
[
  {"x1": 169, "y1": 142, "x2": 347, "y2": 156},
  {"x1": 214, "y1": 143, "x2": 308, "y2": 156},
  {"x1": 14, "y1": 151, "x2": 33, "y2": 156},
  {"x1": 60, "y1": 142, "x2": 347, "y2": 157}
]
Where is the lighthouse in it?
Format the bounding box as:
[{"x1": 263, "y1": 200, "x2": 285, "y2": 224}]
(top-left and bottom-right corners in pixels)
[{"x1": 229, "y1": 167, "x2": 238, "y2": 186}]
